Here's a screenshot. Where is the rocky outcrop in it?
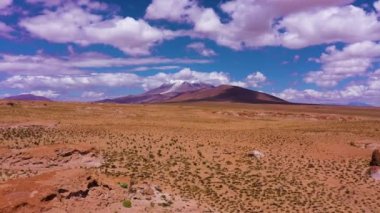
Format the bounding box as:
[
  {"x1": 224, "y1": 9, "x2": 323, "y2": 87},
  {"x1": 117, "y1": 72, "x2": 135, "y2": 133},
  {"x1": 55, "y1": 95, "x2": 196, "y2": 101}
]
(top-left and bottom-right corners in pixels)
[
  {"x1": 0, "y1": 145, "x2": 103, "y2": 182},
  {"x1": 370, "y1": 149, "x2": 380, "y2": 166},
  {"x1": 247, "y1": 150, "x2": 265, "y2": 159}
]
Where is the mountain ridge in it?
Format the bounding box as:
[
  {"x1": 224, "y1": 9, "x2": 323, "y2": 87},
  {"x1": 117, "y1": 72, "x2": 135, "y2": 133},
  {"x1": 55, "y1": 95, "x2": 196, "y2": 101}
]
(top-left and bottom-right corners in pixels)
[
  {"x1": 98, "y1": 82, "x2": 288, "y2": 104},
  {"x1": 3, "y1": 94, "x2": 52, "y2": 102}
]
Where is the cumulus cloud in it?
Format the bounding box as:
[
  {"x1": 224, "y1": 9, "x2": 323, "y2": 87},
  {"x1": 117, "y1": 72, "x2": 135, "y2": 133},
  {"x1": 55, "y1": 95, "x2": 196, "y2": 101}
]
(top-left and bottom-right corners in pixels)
[
  {"x1": 305, "y1": 41, "x2": 380, "y2": 87},
  {"x1": 245, "y1": 72, "x2": 267, "y2": 87},
  {"x1": 145, "y1": 0, "x2": 380, "y2": 51},
  {"x1": 276, "y1": 86, "x2": 380, "y2": 106},
  {"x1": 81, "y1": 91, "x2": 104, "y2": 99},
  {"x1": 145, "y1": 0, "x2": 356, "y2": 50},
  {"x1": 277, "y1": 70, "x2": 380, "y2": 105},
  {"x1": 186, "y1": 42, "x2": 216, "y2": 57},
  {"x1": 30, "y1": 90, "x2": 59, "y2": 98},
  {"x1": 0, "y1": 0, "x2": 12, "y2": 9},
  {"x1": 146, "y1": 0, "x2": 278, "y2": 49},
  {"x1": 0, "y1": 22, "x2": 13, "y2": 38},
  {"x1": 368, "y1": 69, "x2": 380, "y2": 90},
  {"x1": 142, "y1": 68, "x2": 231, "y2": 90},
  {"x1": 19, "y1": 4, "x2": 175, "y2": 55},
  {"x1": 279, "y1": 5, "x2": 380, "y2": 48},
  {"x1": 145, "y1": 0, "x2": 197, "y2": 22},
  {"x1": 16, "y1": 0, "x2": 380, "y2": 54},
  {"x1": 0, "y1": 68, "x2": 267, "y2": 93},
  {"x1": 374, "y1": 1, "x2": 380, "y2": 12}
]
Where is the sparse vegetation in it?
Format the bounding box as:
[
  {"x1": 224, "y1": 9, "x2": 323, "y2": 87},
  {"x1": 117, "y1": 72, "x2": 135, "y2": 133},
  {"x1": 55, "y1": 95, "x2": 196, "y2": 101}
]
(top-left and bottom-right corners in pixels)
[
  {"x1": 118, "y1": 182, "x2": 128, "y2": 189},
  {"x1": 122, "y1": 199, "x2": 132, "y2": 208},
  {"x1": 1, "y1": 101, "x2": 380, "y2": 212}
]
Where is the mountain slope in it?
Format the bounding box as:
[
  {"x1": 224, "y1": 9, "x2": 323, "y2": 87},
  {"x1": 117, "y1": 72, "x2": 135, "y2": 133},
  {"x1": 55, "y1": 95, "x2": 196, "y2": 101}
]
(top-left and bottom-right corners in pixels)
[
  {"x1": 100, "y1": 93, "x2": 176, "y2": 104},
  {"x1": 3, "y1": 94, "x2": 52, "y2": 102},
  {"x1": 144, "y1": 82, "x2": 214, "y2": 95},
  {"x1": 99, "y1": 82, "x2": 288, "y2": 105},
  {"x1": 100, "y1": 82, "x2": 214, "y2": 104},
  {"x1": 168, "y1": 85, "x2": 287, "y2": 104}
]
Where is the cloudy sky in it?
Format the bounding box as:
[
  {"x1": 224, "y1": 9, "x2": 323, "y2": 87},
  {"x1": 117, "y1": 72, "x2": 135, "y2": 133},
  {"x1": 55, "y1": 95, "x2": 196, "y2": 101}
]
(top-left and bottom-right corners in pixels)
[{"x1": 0, "y1": 0, "x2": 379, "y2": 105}]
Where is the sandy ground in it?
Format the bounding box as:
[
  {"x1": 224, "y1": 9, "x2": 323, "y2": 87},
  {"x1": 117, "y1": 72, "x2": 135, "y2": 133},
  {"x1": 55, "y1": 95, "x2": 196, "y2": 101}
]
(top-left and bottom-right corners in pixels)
[{"x1": 0, "y1": 100, "x2": 380, "y2": 212}]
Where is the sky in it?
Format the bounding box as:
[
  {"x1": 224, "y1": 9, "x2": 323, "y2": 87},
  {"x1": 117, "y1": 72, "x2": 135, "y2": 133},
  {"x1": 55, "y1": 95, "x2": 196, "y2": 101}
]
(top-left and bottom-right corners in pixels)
[{"x1": 0, "y1": 0, "x2": 379, "y2": 105}]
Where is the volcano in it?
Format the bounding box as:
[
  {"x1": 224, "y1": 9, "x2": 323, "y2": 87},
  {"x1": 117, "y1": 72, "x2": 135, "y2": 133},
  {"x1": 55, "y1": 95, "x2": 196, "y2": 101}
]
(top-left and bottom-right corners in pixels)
[{"x1": 98, "y1": 82, "x2": 288, "y2": 104}]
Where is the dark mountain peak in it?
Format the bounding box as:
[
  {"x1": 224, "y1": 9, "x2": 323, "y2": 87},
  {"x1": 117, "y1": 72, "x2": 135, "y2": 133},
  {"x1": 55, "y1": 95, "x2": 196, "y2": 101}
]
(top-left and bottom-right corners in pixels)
[{"x1": 4, "y1": 94, "x2": 52, "y2": 102}]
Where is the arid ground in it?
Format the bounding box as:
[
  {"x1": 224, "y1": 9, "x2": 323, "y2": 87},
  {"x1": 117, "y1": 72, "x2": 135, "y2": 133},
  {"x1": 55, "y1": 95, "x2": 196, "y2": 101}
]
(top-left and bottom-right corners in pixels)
[{"x1": 1, "y1": 101, "x2": 380, "y2": 212}]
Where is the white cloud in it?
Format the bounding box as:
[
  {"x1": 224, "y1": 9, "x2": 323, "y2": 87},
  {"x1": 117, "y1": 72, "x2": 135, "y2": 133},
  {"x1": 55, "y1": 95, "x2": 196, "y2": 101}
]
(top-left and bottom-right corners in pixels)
[
  {"x1": 0, "y1": 22, "x2": 13, "y2": 38},
  {"x1": 0, "y1": 73, "x2": 141, "y2": 90},
  {"x1": 19, "y1": 4, "x2": 175, "y2": 55},
  {"x1": 26, "y1": 0, "x2": 62, "y2": 6},
  {"x1": 368, "y1": 69, "x2": 380, "y2": 90},
  {"x1": 0, "y1": 53, "x2": 210, "y2": 75},
  {"x1": 0, "y1": 0, "x2": 12, "y2": 9},
  {"x1": 374, "y1": 1, "x2": 380, "y2": 12},
  {"x1": 0, "y1": 68, "x2": 266, "y2": 93},
  {"x1": 16, "y1": 0, "x2": 379, "y2": 55},
  {"x1": 130, "y1": 66, "x2": 181, "y2": 72},
  {"x1": 81, "y1": 91, "x2": 104, "y2": 98},
  {"x1": 145, "y1": 0, "x2": 380, "y2": 52},
  {"x1": 30, "y1": 90, "x2": 59, "y2": 98},
  {"x1": 277, "y1": 71, "x2": 380, "y2": 105},
  {"x1": 186, "y1": 42, "x2": 216, "y2": 57},
  {"x1": 304, "y1": 41, "x2": 380, "y2": 87},
  {"x1": 26, "y1": 0, "x2": 108, "y2": 10},
  {"x1": 145, "y1": 0, "x2": 197, "y2": 22},
  {"x1": 279, "y1": 5, "x2": 380, "y2": 48},
  {"x1": 67, "y1": 53, "x2": 210, "y2": 68},
  {"x1": 142, "y1": 68, "x2": 231, "y2": 90},
  {"x1": 0, "y1": 54, "x2": 84, "y2": 75},
  {"x1": 142, "y1": 68, "x2": 267, "y2": 90},
  {"x1": 145, "y1": 0, "x2": 355, "y2": 50},
  {"x1": 245, "y1": 72, "x2": 267, "y2": 87}
]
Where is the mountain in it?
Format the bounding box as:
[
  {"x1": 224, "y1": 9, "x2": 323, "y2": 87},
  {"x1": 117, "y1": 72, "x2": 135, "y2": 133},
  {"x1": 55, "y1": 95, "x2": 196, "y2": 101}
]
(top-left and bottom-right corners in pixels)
[
  {"x1": 347, "y1": 102, "x2": 373, "y2": 107},
  {"x1": 3, "y1": 94, "x2": 52, "y2": 102},
  {"x1": 99, "y1": 82, "x2": 288, "y2": 105},
  {"x1": 144, "y1": 82, "x2": 214, "y2": 95},
  {"x1": 100, "y1": 93, "x2": 176, "y2": 104},
  {"x1": 100, "y1": 82, "x2": 214, "y2": 104},
  {"x1": 168, "y1": 85, "x2": 287, "y2": 104}
]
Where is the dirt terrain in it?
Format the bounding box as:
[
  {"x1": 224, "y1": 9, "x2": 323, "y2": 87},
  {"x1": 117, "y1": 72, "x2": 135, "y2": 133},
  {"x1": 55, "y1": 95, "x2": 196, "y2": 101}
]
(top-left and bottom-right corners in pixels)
[{"x1": 0, "y1": 100, "x2": 380, "y2": 212}]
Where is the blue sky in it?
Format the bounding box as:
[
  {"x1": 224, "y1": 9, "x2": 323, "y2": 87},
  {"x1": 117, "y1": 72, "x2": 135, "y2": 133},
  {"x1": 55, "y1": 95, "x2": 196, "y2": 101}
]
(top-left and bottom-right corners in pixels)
[{"x1": 0, "y1": 0, "x2": 379, "y2": 105}]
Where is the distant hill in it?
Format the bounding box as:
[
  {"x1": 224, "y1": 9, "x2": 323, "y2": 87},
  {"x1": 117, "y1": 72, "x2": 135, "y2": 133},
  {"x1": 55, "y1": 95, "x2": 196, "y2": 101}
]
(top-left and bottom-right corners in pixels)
[
  {"x1": 3, "y1": 94, "x2": 52, "y2": 102},
  {"x1": 347, "y1": 102, "x2": 373, "y2": 107},
  {"x1": 98, "y1": 82, "x2": 288, "y2": 104}
]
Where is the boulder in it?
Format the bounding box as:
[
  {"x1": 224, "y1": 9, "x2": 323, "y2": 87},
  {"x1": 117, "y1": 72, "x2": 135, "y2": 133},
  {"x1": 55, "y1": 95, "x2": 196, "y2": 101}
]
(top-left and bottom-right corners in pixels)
[
  {"x1": 142, "y1": 185, "x2": 155, "y2": 196},
  {"x1": 370, "y1": 166, "x2": 380, "y2": 180},
  {"x1": 247, "y1": 150, "x2": 265, "y2": 159},
  {"x1": 370, "y1": 149, "x2": 380, "y2": 166}
]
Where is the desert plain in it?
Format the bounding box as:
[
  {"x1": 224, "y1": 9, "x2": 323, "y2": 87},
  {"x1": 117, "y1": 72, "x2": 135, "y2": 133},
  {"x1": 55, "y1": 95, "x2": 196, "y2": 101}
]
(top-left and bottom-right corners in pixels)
[{"x1": 0, "y1": 100, "x2": 380, "y2": 213}]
